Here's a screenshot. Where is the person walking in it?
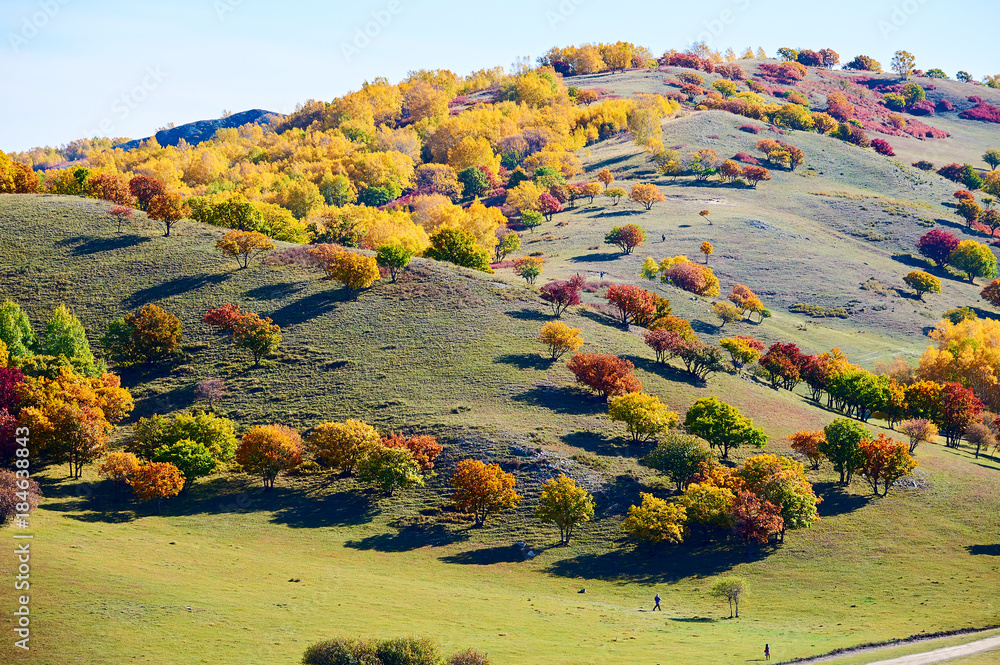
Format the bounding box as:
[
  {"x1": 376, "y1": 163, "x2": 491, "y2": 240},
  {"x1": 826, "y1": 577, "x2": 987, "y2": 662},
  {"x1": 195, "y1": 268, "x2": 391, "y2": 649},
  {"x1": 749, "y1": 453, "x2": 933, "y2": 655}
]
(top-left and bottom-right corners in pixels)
[
  {"x1": 764, "y1": 644, "x2": 770, "y2": 660},
  {"x1": 661, "y1": 233, "x2": 666, "y2": 242},
  {"x1": 653, "y1": 594, "x2": 661, "y2": 611}
]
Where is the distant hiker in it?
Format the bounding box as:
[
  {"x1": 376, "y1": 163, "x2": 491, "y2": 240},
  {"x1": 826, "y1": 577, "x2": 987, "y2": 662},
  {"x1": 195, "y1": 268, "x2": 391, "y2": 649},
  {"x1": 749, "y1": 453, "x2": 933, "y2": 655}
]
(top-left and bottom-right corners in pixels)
[
  {"x1": 765, "y1": 644, "x2": 770, "y2": 660},
  {"x1": 661, "y1": 234, "x2": 666, "y2": 242},
  {"x1": 600, "y1": 271, "x2": 604, "y2": 280},
  {"x1": 653, "y1": 594, "x2": 661, "y2": 611}
]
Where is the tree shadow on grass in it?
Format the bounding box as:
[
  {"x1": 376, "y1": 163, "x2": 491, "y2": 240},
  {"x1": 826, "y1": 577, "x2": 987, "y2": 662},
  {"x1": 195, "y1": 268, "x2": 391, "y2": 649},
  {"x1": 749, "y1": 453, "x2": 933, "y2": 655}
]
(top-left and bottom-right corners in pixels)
[
  {"x1": 128, "y1": 273, "x2": 230, "y2": 306},
  {"x1": 568, "y1": 252, "x2": 624, "y2": 263},
  {"x1": 588, "y1": 209, "x2": 643, "y2": 219},
  {"x1": 891, "y1": 253, "x2": 935, "y2": 270},
  {"x1": 57, "y1": 234, "x2": 151, "y2": 256},
  {"x1": 512, "y1": 384, "x2": 608, "y2": 416},
  {"x1": 814, "y1": 482, "x2": 870, "y2": 517},
  {"x1": 439, "y1": 544, "x2": 529, "y2": 565},
  {"x1": 966, "y1": 544, "x2": 1000, "y2": 556},
  {"x1": 505, "y1": 308, "x2": 550, "y2": 321},
  {"x1": 346, "y1": 523, "x2": 470, "y2": 553},
  {"x1": 545, "y1": 541, "x2": 746, "y2": 584},
  {"x1": 495, "y1": 353, "x2": 554, "y2": 371},
  {"x1": 624, "y1": 355, "x2": 706, "y2": 388},
  {"x1": 689, "y1": 318, "x2": 718, "y2": 336},
  {"x1": 130, "y1": 382, "x2": 198, "y2": 420},
  {"x1": 561, "y1": 431, "x2": 644, "y2": 458},
  {"x1": 268, "y1": 288, "x2": 346, "y2": 327},
  {"x1": 269, "y1": 485, "x2": 377, "y2": 528},
  {"x1": 243, "y1": 281, "x2": 305, "y2": 301}
]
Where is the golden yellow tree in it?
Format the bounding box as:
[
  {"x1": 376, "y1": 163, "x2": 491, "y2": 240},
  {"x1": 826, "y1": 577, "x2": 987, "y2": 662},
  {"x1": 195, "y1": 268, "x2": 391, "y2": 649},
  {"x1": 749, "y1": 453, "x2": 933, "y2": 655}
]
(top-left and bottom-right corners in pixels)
[{"x1": 216, "y1": 230, "x2": 275, "y2": 269}]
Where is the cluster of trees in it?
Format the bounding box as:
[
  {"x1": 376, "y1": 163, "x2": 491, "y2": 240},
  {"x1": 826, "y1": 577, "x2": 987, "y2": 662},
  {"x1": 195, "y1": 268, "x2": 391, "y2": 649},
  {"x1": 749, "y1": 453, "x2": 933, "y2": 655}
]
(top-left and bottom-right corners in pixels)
[
  {"x1": 302, "y1": 636, "x2": 492, "y2": 665},
  {"x1": 640, "y1": 255, "x2": 721, "y2": 296},
  {"x1": 654, "y1": 147, "x2": 772, "y2": 188},
  {"x1": 917, "y1": 229, "x2": 997, "y2": 284},
  {"x1": 776, "y1": 47, "x2": 840, "y2": 68},
  {"x1": 538, "y1": 42, "x2": 657, "y2": 76},
  {"x1": 203, "y1": 303, "x2": 282, "y2": 366}
]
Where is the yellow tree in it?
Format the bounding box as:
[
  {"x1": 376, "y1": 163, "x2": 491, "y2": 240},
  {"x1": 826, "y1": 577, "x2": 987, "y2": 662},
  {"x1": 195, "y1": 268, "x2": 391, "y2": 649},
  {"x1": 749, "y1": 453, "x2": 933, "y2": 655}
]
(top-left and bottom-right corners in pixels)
[
  {"x1": 597, "y1": 168, "x2": 614, "y2": 189},
  {"x1": 306, "y1": 420, "x2": 382, "y2": 474},
  {"x1": 450, "y1": 459, "x2": 521, "y2": 527},
  {"x1": 236, "y1": 424, "x2": 303, "y2": 489},
  {"x1": 700, "y1": 241, "x2": 714, "y2": 264},
  {"x1": 216, "y1": 230, "x2": 275, "y2": 269},
  {"x1": 538, "y1": 321, "x2": 583, "y2": 360},
  {"x1": 536, "y1": 475, "x2": 595, "y2": 545},
  {"x1": 308, "y1": 246, "x2": 381, "y2": 299},
  {"x1": 622, "y1": 493, "x2": 686, "y2": 546},
  {"x1": 629, "y1": 183, "x2": 665, "y2": 210},
  {"x1": 99, "y1": 451, "x2": 141, "y2": 499},
  {"x1": 607, "y1": 392, "x2": 679, "y2": 443}
]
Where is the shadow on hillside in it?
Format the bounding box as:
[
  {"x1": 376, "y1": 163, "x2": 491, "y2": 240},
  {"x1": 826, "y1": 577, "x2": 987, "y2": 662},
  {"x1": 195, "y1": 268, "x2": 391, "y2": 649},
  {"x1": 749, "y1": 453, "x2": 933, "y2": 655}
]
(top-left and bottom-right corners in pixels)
[
  {"x1": 128, "y1": 273, "x2": 230, "y2": 306},
  {"x1": 891, "y1": 253, "x2": 935, "y2": 270},
  {"x1": 966, "y1": 544, "x2": 1000, "y2": 556},
  {"x1": 269, "y1": 289, "x2": 345, "y2": 327},
  {"x1": 345, "y1": 523, "x2": 469, "y2": 553},
  {"x1": 130, "y1": 382, "x2": 197, "y2": 420},
  {"x1": 270, "y1": 486, "x2": 377, "y2": 528},
  {"x1": 505, "y1": 308, "x2": 550, "y2": 321},
  {"x1": 439, "y1": 544, "x2": 528, "y2": 565},
  {"x1": 587, "y1": 154, "x2": 637, "y2": 171},
  {"x1": 243, "y1": 281, "x2": 305, "y2": 301},
  {"x1": 689, "y1": 318, "x2": 718, "y2": 336},
  {"x1": 512, "y1": 385, "x2": 608, "y2": 416},
  {"x1": 568, "y1": 252, "x2": 623, "y2": 263},
  {"x1": 588, "y1": 209, "x2": 643, "y2": 218},
  {"x1": 57, "y1": 234, "x2": 150, "y2": 255},
  {"x1": 495, "y1": 353, "x2": 554, "y2": 371},
  {"x1": 815, "y1": 482, "x2": 870, "y2": 517},
  {"x1": 561, "y1": 431, "x2": 646, "y2": 458},
  {"x1": 970, "y1": 306, "x2": 998, "y2": 321},
  {"x1": 545, "y1": 541, "x2": 747, "y2": 584},
  {"x1": 624, "y1": 355, "x2": 705, "y2": 388}
]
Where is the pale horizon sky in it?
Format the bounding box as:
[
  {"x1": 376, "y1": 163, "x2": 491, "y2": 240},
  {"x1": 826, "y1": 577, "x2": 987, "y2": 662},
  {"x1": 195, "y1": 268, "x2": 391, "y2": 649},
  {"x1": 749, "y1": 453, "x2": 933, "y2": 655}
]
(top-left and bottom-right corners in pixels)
[{"x1": 2, "y1": 0, "x2": 998, "y2": 152}]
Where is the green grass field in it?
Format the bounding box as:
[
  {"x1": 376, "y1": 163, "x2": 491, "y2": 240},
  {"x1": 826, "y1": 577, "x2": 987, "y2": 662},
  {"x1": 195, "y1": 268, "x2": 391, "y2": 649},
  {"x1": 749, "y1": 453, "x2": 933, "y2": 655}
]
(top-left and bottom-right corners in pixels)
[{"x1": 2, "y1": 68, "x2": 1000, "y2": 663}]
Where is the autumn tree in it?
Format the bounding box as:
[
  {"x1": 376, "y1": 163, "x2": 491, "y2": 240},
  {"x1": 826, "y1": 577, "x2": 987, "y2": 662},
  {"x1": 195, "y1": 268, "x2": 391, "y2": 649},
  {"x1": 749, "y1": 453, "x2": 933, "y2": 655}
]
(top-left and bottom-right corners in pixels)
[
  {"x1": 898, "y1": 418, "x2": 938, "y2": 453},
  {"x1": 685, "y1": 397, "x2": 767, "y2": 459},
  {"x1": 539, "y1": 275, "x2": 584, "y2": 317},
  {"x1": 128, "y1": 462, "x2": 184, "y2": 514},
  {"x1": 857, "y1": 434, "x2": 917, "y2": 496},
  {"x1": 597, "y1": 168, "x2": 614, "y2": 188},
  {"x1": 538, "y1": 321, "x2": 583, "y2": 361},
  {"x1": 128, "y1": 175, "x2": 165, "y2": 211},
  {"x1": 700, "y1": 241, "x2": 713, "y2": 264},
  {"x1": 146, "y1": 192, "x2": 187, "y2": 237},
  {"x1": 732, "y1": 490, "x2": 783, "y2": 550},
  {"x1": 737, "y1": 454, "x2": 819, "y2": 541},
  {"x1": 713, "y1": 302, "x2": 742, "y2": 328},
  {"x1": 742, "y1": 166, "x2": 771, "y2": 188},
  {"x1": 604, "y1": 224, "x2": 646, "y2": 254},
  {"x1": 494, "y1": 229, "x2": 521, "y2": 262},
  {"x1": 233, "y1": 313, "x2": 281, "y2": 366},
  {"x1": 236, "y1": 424, "x2": 303, "y2": 489},
  {"x1": 605, "y1": 186, "x2": 626, "y2": 205},
  {"x1": 711, "y1": 577, "x2": 749, "y2": 618},
  {"x1": 566, "y1": 353, "x2": 642, "y2": 398},
  {"x1": 216, "y1": 230, "x2": 275, "y2": 269},
  {"x1": 957, "y1": 199, "x2": 982, "y2": 228},
  {"x1": 643, "y1": 432, "x2": 715, "y2": 490},
  {"x1": 513, "y1": 256, "x2": 543, "y2": 285},
  {"x1": 449, "y1": 459, "x2": 521, "y2": 527},
  {"x1": 536, "y1": 474, "x2": 595, "y2": 545},
  {"x1": 312, "y1": 246, "x2": 381, "y2": 298},
  {"x1": 195, "y1": 378, "x2": 225, "y2": 409},
  {"x1": 604, "y1": 284, "x2": 656, "y2": 327},
  {"x1": 424, "y1": 228, "x2": 492, "y2": 272},
  {"x1": 965, "y1": 421, "x2": 996, "y2": 459},
  {"x1": 917, "y1": 229, "x2": 960, "y2": 268},
  {"x1": 789, "y1": 430, "x2": 825, "y2": 469},
  {"x1": 107, "y1": 206, "x2": 134, "y2": 233},
  {"x1": 381, "y1": 432, "x2": 443, "y2": 470},
  {"x1": 941, "y1": 382, "x2": 984, "y2": 447},
  {"x1": 98, "y1": 451, "x2": 141, "y2": 500},
  {"x1": 102, "y1": 304, "x2": 182, "y2": 366},
  {"x1": 821, "y1": 418, "x2": 869, "y2": 485},
  {"x1": 128, "y1": 411, "x2": 238, "y2": 463},
  {"x1": 629, "y1": 183, "x2": 665, "y2": 210},
  {"x1": 306, "y1": 419, "x2": 382, "y2": 474},
  {"x1": 622, "y1": 493, "x2": 686, "y2": 546},
  {"x1": 357, "y1": 446, "x2": 424, "y2": 494},
  {"x1": 0, "y1": 470, "x2": 41, "y2": 525},
  {"x1": 950, "y1": 240, "x2": 997, "y2": 284},
  {"x1": 903, "y1": 270, "x2": 941, "y2": 300},
  {"x1": 608, "y1": 392, "x2": 679, "y2": 444},
  {"x1": 375, "y1": 244, "x2": 414, "y2": 282},
  {"x1": 891, "y1": 50, "x2": 915, "y2": 78},
  {"x1": 981, "y1": 279, "x2": 1000, "y2": 308}
]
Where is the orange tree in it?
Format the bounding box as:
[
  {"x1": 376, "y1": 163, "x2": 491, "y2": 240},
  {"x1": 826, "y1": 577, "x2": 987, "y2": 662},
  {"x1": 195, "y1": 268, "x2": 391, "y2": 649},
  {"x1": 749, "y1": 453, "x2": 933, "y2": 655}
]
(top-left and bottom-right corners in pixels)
[
  {"x1": 604, "y1": 284, "x2": 656, "y2": 327},
  {"x1": 857, "y1": 434, "x2": 917, "y2": 496},
  {"x1": 604, "y1": 224, "x2": 646, "y2": 254},
  {"x1": 381, "y1": 432, "x2": 443, "y2": 471},
  {"x1": 628, "y1": 183, "x2": 665, "y2": 210},
  {"x1": 102, "y1": 304, "x2": 182, "y2": 365},
  {"x1": 566, "y1": 353, "x2": 642, "y2": 398},
  {"x1": 216, "y1": 230, "x2": 275, "y2": 269},
  {"x1": 146, "y1": 192, "x2": 187, "y2": 237},
  {"x1": 788, "y1": 430, "x2": 825, "y2": 469},
  {"x1": 236, "y1": 424, "x2": 303, "y2": 489},
  {"x1": 731, "y1": 490, "x2": 783, "y2": 551},
  {"x1": 450, "y1": 459, "x2": 521, "y2": 527},
  {"x1": 98, "y1": 451, "x2": 141, "y2": 500},
  {"x1": 232, "y1": 313, "x2": 281, "y2": 367},
  {"x1": 309, "y1": 245, "x2": 381, "y2": 298},
  {"x1": 128, "y1": 462, "x2": 184, "y2": 514}
]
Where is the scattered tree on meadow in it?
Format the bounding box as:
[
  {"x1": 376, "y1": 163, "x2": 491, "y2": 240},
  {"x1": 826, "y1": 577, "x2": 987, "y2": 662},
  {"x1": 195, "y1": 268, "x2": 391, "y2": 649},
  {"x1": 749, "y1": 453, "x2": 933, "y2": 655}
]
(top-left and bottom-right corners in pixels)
[
  {"x1": 700, "y1": 241, "x2": 713, "y2": 263},
  {"x1": 629, "y1": 183, "x2": 665, "y2": 210},
  {"x1": 684, "y1": 397, "x2": 767, "y2": 459},
  {"x1": 216, "y1": 230, "x2": 275, "y2": 269},
  {"x1": 536, "y1": 474, "x2": 595, "y2": 545},
  {"x1": 375, "y1": 244, "x2": 414, "y2": 282},
  {"x1": 604, "y1": 284, "x2": 656, "y2": 327},
  {"x1": 128, "y1": 175, "x2": 165, "y2": 211},
  {"x1": 128, "y1": 411, "x2": 238, "y2": 463},
  {"x1": 306, "y1": 419, "x2": 382, "y2": 474},
  {"x1": 917, "y1": 229, "x2": 960, "y2": 268},
  {"x1": 128, "y1": 462, "x2": 184, "y2": 514},
  {"x1": 719, "y1": 336, "x2": 764, "y2": 370},
  {"x1": 566, "y1": 353, "x2": 642, "y2": 398},
  {"x1": 737, "y1": 454, "x2": 819, "y2": 541},
  {"x1": 605, "y1": 186, "x2": 626, "y2": 205},
  {"x1": 513, "y1": 256, "x2": 543, "y2": 285},
  {"x1": 102, "y1": 304, "x2": 182, "y2": 366},
  {"x1": 789, "y1": 430, "x2": 825, "y2": 469},
  {"x1": 381, "y1": 432, "x2": 442, "y2": 471},
  {"x1": 450, "y1": 459, "x2": 521, "y2": 527},
  {"x1": 891, "y1": 50, "x2": 915, "y2": 78},
  {"x1": 821, "y1": 418, "x2": 869, "y2": 485},
  {"x1": 604, "y1": 224, "x2": 646, "y2": 254},
  {"x1": 310, "y1": 245, "x2": 382, "y2": 298},
  {"x1": 580, "y1": 182, "x2": 602, "y2": 203},
  {"x1": 897, "y1": 418, "x2": 938, "y2": 453},
  {"x1": 233, "y1": 313, "x2": 282, "y2": 366},
  {"x1": 195, "y1": 378, "x2": 226, "y2": 410},
  {"x1": 965, "y1": 421, "x2": 997, "y2": 459},
  {"x1": 494, "y1": 229, "x2": 521, "y2": 263},
  {"x1": 984, "y1": 150, "x2": 1000, "y2": 171},
  {"x1": 597, "y1": 168, "x2": 614, "y2": 188},
  {"x1": 608, "y1": 391, "x2": 679, "y2": 444},
  {"x1": 950, "y1": 240, "x2": 997, "y2": 284},
  {"x1": 538, "y1": 321, "x2": 583, "y2": 361},
  {"x1": 742, "y1": 166, "x2": 771, "y2": 188},
  {"x1": 539, "y1": 275, "x2": 584, "y2": 317},
  {"x1": 643, "y1": 432, "x2": 715, "y2": 491},
  {"x1": 236, "y1": 424, "x2": 303, "y2": 489},
  {"x1": 357, "y1": 446, "x2": 424, "y2": 494},
  {"x1": 107, "y1": 206, "x2": 133, "y2": 233},
  {"x1": 712, "y1": 302, "x2": 742, "y2": 328},
  {"x1": 146, "y1": 192, "x2": 187, "y2": 237},
  {"x1": 424, "y1": 228, "x2": 492, "y2": 272},
  {"x1": 622, "y1": 492, "x2": 686, "y2": 547},
  {"x1": 903, "y1": 270, "x2": 941, "y2": 300},
  {"x1": 857, "y1": 434, "x2": 918, "y2": 496},
  {"x1": 710, "y1": 577, "x2": 749, "y2": 618}
]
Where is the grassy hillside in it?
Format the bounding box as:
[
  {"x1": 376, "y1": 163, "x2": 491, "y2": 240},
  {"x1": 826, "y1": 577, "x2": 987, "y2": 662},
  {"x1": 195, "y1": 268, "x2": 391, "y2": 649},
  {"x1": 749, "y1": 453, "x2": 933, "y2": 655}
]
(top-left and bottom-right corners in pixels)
[{"x1": 3, "y1": 68, "x2": 1000, "y2": 662}]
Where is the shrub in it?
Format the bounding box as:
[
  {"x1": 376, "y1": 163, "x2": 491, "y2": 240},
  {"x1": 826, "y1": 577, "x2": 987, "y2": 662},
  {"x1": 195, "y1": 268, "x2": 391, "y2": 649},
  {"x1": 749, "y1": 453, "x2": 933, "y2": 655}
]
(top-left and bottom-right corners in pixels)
[
  {"x1": 912, "y1": 160, "x2": 935, "y2": 171},
  {"x1": 381, "y1": 432, "x2": 442, "y2": 470},
  {"x1": 302, "y1": 637, "x2": 442, "y2": 665},
  {"x1": 871, "y1": 139, "x2": 895, "y2": 156},
  {"x1": 738, "y1": 125, "x2": 760, "y2": 134}
]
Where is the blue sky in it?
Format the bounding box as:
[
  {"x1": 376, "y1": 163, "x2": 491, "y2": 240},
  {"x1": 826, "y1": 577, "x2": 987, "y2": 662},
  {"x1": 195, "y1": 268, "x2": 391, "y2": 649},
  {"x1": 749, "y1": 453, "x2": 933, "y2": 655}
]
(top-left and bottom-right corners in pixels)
[{"x1": 2, "y1": 0, "x2": 997, "y2": 152}]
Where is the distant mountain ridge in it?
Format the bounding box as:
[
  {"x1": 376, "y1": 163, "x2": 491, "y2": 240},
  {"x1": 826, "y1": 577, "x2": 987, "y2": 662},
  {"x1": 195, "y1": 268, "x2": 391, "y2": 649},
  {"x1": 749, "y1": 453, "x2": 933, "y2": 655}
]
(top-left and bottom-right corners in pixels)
[{"x1": 113, "y1": 109, "x2": 280, "y2": 151}]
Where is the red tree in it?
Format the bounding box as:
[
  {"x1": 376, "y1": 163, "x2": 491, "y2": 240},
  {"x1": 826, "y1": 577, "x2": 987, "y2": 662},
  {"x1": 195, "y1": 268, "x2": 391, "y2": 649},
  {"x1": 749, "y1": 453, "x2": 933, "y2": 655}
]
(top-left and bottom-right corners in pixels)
[
  {"x1": 540, "y1": 276, "x2": 584, "y2": 317},
  {"x1": 731, "y1": 490, "x2": 784, "y2": 548},
  {"x1": 202, "y1": 303, "x2": 247, "y2": 332},
  {"x1": 917, "y1": 229, "x2": 960, "y2": 268},
  {"x1": 538, "y1": 193, "x2": 563, "y2": 222},
  {"x1": 941, "y1": 382, "x2": 983, "y2": 447},
  {"x1": 605, "y1": 284, "x2": 656, "y2": 327},
  {"x1": 566, "y1": 353, "x2": 642, "y2": 398},
  {"x1": 128, "y1": 175, "x2": 166, "y2": 211},
  {"x1": 759, "y1": 343, "x2": 807, "y2": 390},
  {"x1": 107, "y1": 206, "x2": 134, "y2": 232}
]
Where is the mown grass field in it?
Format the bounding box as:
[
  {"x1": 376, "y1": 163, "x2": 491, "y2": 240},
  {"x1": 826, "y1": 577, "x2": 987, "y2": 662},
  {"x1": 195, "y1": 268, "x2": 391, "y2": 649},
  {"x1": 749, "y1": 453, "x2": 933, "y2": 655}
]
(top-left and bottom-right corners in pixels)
[{"x1": 2, "y1": 69, "x2": 1000, "y2": 663}]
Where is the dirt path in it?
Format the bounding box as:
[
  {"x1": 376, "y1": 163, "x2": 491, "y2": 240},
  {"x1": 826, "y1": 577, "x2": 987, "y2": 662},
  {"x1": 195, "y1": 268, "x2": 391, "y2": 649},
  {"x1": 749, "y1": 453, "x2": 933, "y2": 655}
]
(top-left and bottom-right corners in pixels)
[{"x1": 786, "y1": 630, "x2": 1000, "y2": 665}]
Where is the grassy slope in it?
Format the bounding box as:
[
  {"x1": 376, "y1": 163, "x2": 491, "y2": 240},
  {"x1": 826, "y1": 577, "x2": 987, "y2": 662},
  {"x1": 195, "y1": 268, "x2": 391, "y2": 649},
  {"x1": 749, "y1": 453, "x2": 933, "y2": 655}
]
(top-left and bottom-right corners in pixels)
[{"x1": 2, "y1": 71, "x2": 1000, "y2": 663}]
